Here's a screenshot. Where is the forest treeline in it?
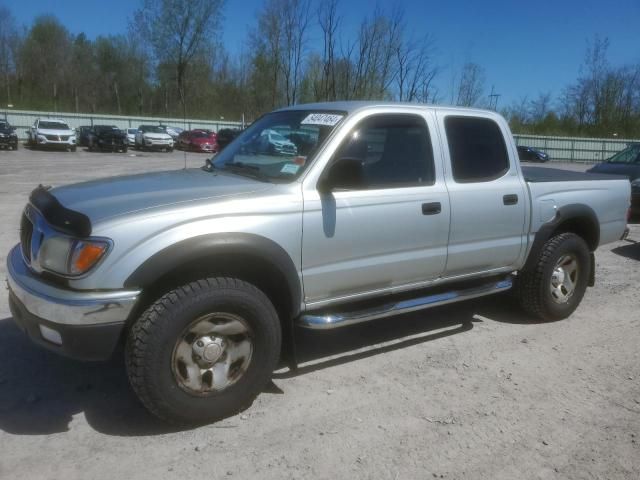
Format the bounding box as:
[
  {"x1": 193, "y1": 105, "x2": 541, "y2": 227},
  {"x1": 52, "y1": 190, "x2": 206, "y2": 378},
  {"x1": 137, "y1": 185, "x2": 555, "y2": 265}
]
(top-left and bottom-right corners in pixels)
[{"x1": 0, "y1": 0, "x2": 638, "y2": 137}]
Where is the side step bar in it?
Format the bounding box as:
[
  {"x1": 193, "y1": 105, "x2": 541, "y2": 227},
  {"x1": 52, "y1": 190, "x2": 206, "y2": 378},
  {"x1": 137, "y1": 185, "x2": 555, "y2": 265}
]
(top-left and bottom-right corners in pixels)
[{"x1": 297, "y1": 277, "x2": 513, "y2": 330}]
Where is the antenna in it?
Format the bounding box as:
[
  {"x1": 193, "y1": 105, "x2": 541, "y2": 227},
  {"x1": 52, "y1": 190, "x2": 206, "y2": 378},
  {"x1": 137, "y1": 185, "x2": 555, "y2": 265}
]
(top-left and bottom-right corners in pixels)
[
  {"x1": 488, "y1": 85, "x2": 501, "y2": 111},
  {"x1": 181, "y1": 87, "x2": 187, "y2": 170}
]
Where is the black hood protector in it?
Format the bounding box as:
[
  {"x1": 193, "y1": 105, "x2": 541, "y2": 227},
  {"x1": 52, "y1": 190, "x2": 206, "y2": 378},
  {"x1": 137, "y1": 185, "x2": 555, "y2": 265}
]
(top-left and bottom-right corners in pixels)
[{"x1": 29, "y1": 185, "x2": 92, "y2": 237}]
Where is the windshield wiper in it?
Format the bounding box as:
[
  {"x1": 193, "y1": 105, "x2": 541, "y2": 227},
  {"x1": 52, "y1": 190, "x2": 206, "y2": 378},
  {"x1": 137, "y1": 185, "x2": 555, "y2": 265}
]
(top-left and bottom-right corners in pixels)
[{"x1": 219, "y1": 162, "x2": 270, "y2": 182}]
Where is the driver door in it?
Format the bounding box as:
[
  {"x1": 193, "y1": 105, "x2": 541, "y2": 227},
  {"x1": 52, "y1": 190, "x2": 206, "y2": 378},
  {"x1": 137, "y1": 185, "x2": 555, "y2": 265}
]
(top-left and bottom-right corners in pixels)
[{"x1": 301, "y1": 112, "x2": 450, "y2": 306}]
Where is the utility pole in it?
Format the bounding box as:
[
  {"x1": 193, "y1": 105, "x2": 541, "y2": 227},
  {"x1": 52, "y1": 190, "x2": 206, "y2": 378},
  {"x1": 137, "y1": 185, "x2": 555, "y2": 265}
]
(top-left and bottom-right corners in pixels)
[{"x1": 488, "y1": 85, "x2": 501, "y2": 111}]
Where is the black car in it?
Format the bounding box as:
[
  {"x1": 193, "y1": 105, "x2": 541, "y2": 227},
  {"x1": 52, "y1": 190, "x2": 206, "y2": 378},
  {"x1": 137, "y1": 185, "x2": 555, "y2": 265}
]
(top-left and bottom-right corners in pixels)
[
  {"x1": 77, "y1": 126, "x2": 93, "y2": 147},
  {"x1": 631, "y1": 179, "x2": 640, "y2": 217},
  {"x1": 87, "y1": 125, "x2": 128, "y2": 153},
  {"x1": 0, "y1": 121, "x2": 19, "y2": 150},
  {"x1": 216, "y1": 128, "x2": 242, "y2": 151},
  {"x1": 587, "y1": 144, "x2": 640, "y2": 181},
  {"x1": 517, "y1": 145, "x2": 549, "y2": 162}
]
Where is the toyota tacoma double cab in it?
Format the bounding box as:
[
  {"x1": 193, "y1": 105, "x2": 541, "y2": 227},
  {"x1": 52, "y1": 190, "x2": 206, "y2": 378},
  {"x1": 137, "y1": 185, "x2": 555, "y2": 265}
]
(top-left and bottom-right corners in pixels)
[{"x1": 7, "y1": 102, "x2": 631, "y2": 424}]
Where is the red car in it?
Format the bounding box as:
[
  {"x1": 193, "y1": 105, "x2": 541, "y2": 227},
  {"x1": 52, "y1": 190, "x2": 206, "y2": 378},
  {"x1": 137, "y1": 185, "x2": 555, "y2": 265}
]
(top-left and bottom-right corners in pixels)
[{"x1": 177, "y1": 129, "x2": 218, "y2": 153}]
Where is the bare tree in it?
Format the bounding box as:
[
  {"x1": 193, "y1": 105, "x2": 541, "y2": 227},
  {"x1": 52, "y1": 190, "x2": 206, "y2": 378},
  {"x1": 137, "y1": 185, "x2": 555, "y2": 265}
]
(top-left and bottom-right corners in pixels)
[
  {"x1": 0, "y1": 6, "x2": 19, "y2": 106},
  {"x1": 456, "y1": 62, "x2": 485, "y2": 107},
  {"x1": 318, "y1": 0, "x2": 340, "y2": 101},
  {"x1": 529, "y1": 92, "x2": 553, "y2": 122},
  {"x1": 133, "y1": 0, "x2": 225, "y2": 116},
  {"x1": 280, "y1": 0, "x2": 311, "y2": 105},
  {"x1": 395, "y1": 34, "x2": 438, "y2": 102}
]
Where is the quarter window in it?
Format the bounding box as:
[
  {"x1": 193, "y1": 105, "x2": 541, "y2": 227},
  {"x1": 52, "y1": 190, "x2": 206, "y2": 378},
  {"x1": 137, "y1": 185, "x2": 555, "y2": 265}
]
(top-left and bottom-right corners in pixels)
[
  {"x1": 331, "y1": 114, "x2": 435, "y2": 189},
  {"x1": 445, "y1": 116, "x2": 509, "y2": 183}
]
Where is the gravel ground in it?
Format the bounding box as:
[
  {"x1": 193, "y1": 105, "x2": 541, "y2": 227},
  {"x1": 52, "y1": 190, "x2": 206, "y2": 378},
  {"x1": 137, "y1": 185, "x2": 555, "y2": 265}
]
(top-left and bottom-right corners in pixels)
[{"x1": 0, "y1": 147, "x2": 638, "y2": 480}]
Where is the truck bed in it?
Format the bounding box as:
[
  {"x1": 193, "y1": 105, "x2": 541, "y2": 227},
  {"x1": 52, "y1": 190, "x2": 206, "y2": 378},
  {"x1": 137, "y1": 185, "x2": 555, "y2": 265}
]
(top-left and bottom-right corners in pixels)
[{"x1": 522, "y1": 166, "x2": 628, "y2": 182}]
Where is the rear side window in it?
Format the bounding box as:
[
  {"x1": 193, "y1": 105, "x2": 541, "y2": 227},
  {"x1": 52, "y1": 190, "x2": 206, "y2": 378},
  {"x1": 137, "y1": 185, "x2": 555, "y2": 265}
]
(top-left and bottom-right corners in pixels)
[
  {"x1": 332, "y1": 114, "x2": 435, "y2": 189},
  {"x1": 445, "y1": 116, "x2": 509, "y2": 183}
]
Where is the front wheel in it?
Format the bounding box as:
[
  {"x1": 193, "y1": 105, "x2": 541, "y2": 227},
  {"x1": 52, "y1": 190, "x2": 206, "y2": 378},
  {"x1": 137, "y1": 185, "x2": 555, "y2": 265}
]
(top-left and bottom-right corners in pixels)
[
  {"x1": 515, "y1": 233, "x2": 590, "y2": 321},
  {"x1": 125, "y1": 277, "x2": 282, "y2": 425}
]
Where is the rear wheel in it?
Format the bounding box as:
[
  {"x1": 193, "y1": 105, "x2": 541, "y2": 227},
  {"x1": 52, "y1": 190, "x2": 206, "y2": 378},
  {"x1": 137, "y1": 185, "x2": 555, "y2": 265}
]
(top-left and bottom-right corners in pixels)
[
  {"x1": 515, "y1": 233, "x2": 590, "y2": 321},
  {"x1": 125, "y1": 277, "x2": 281, "y2": 425}
]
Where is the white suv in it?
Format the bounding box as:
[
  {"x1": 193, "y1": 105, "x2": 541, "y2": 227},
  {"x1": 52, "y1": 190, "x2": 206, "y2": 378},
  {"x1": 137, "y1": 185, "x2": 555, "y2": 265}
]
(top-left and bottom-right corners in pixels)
[{"x1": 27, "y1": 118, "x2": 77, "y2": 151}]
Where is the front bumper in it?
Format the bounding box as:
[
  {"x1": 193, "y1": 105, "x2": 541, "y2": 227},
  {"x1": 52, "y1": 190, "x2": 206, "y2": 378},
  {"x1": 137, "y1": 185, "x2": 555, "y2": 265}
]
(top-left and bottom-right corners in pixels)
[
  {"x1": 192, "y1": 143, "x2": 217, "y2": 152},
  {"x1": 97, "y1": 139, "x2": 127, "y2": 150},
  {"x1": 144, "y1": 139, "x2": 173, "y2": 149},
  {"x1": 0, "y1": 136, "x2": 18, "y2": 148},
  {"x1": 6, "y1": 245, "x2": 140, "y2": 361}
]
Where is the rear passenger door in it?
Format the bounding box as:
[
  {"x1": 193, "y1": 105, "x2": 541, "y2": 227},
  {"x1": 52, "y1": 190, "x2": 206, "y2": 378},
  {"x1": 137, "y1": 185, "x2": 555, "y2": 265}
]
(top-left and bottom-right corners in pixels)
[
  {"x1": 301, "y1": 112, "x2": 450, "y2": 306},
  {"x1": 438, "y1": 113, "x2": 528, "y2": 277}
]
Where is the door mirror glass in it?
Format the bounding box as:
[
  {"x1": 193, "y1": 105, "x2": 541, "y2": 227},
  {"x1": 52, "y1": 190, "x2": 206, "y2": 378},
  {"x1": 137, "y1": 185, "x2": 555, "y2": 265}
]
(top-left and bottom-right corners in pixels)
[{"x1": 318, "y1": 157, "x2": 364, "y2": 192}]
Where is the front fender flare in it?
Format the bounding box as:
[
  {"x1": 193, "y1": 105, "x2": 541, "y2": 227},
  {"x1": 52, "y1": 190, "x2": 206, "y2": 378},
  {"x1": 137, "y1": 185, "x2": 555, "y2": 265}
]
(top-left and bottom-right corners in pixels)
[{"x1": 123, "y1": 233, "x2": 302, "y2": 318}]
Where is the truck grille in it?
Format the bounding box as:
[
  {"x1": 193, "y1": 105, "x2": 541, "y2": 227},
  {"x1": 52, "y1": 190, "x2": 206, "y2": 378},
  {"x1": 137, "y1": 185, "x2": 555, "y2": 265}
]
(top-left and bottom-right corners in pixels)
[{"x1": 20, "y1": 211, "x2": 33, "y2": 262}]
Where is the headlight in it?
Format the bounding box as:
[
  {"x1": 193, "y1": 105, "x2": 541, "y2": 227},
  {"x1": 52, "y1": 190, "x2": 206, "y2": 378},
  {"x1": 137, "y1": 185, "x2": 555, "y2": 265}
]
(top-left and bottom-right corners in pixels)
[
  {"x1": 631, "y1": 179, "x2": 640, "y2": 187},
  {"x1": 0, "y1": 133, "x2": 6, "y2": 138},
  {"x1": 39, "y1": 236, "x2": 110, "y2": 276}
]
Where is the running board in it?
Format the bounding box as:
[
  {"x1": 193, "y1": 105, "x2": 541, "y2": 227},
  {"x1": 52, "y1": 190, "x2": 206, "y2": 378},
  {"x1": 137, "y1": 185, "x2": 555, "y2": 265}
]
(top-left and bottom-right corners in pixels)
[{"x1": 297, "y1": 277, "x2": 513, "y2": 330}]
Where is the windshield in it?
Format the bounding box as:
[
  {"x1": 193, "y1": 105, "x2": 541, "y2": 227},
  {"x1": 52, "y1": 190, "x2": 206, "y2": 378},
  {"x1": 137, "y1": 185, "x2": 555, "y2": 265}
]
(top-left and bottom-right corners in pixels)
[
  {"x1": 127, "y1": 129, "x2": 137, "y2": 134},
  {"x1": 40, "y1": 121, "x2": 70, "y2": 130},
  {"x1": 212, "y1": 110, "x2": 345, "y2": 182},
  {"x1": 95, "y1": 125, "x2": 119, "y2": 133},
  {"x1": 607, "y1": 145, "x2": 640, "y2": 164},
  {"x1": 192, "y1": 131, "x2": 211, "y2": 138},
  {"x1": 140, "y1": 125, "x2": 165, "y2": 133},
  {"x1": 0, "y1": 122, "x2": 8, "y2": 129}
]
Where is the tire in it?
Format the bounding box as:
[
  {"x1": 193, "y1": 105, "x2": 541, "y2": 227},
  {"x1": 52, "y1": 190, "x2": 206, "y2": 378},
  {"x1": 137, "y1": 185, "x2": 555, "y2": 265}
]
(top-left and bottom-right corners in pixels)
[
  {"x1": 71, "y1": 145, "x2": 77, "y2": 152},
  {"x1": 515, "y1": 233, "x2": 590, "y2": 321},
  {"x1": 122, "y1": 146, "x2": 128, "y2": 153},
  {"x1": 125, "y1": 277, "x2": 282, "y2": 425}
]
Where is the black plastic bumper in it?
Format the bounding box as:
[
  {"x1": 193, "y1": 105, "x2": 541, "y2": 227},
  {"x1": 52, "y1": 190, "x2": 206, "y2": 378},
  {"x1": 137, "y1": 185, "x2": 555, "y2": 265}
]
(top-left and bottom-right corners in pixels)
[{"x1": 8, "y1": 290, "x2": 125, "y2": 361}]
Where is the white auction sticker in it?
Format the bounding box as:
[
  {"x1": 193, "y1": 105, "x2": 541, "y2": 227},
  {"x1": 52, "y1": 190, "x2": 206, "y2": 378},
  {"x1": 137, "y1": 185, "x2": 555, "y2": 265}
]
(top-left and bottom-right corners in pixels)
[
  {"x1": 280, "y1": 163, "x2": 300, "y2": 175},
  {"x1": 300, "y1": 113, "x2": 344, "y2": 126}
]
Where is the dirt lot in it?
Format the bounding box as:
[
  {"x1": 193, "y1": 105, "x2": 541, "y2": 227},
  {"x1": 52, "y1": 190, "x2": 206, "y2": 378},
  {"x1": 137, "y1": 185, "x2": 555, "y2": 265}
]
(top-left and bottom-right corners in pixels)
[{"x1": 0, "y1": 147, "x2": 638, "y2": 480}]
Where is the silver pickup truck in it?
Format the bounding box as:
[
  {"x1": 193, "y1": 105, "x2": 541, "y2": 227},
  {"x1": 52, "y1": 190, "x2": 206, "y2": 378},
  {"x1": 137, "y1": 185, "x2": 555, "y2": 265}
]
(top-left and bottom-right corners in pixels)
[{"x1": 7, "y1": 102, "x2": 631, "y2": 424}]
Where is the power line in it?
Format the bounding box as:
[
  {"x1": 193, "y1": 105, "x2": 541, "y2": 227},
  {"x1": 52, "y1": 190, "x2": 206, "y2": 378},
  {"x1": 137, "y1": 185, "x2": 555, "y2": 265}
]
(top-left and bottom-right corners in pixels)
[{"x1": 488, "y1": 85, "x2": 501, "y2": 111}]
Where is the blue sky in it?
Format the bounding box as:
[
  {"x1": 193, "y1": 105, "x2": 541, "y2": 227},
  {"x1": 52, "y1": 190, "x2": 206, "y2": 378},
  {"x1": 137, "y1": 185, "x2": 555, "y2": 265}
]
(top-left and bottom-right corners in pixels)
[{"x1": 6, "y1": 0, "x2": 640, "y2": 108}]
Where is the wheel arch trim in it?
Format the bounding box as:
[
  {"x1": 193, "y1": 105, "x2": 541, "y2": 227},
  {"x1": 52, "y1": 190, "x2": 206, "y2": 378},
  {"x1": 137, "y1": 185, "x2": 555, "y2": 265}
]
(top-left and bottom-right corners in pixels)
[{"x1": 123, "y1": 233, "x2": 303, "y2": 318}]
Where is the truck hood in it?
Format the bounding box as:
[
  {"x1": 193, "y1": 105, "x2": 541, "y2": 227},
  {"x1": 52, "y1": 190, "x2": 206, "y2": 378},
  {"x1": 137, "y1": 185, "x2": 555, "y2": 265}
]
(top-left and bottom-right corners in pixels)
[{"x1": 49, "y1": 169, "x2": 273, "y2": 224}]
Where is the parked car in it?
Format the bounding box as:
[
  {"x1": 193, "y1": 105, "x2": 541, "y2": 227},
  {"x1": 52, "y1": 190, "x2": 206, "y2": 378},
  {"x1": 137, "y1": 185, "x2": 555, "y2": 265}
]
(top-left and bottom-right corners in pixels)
[
  {"x1": 255, "y1": 128, "x2": 297, "y2": 156},
  {"x1": 631, "y1": 178, "x2": 640, "y2": 217},
  {"x1": 587, "y1": 143, "x2": 640, "y2": 181},
  {"x1": 125, "y1": 128, "x2": 138, "y2": 146},
  {"x1": 87, "y1": 125, "x2": 128, "y2": 153},
  {"x1": 0, "y1": 120, "x2": 19, "y2": 150},
  {"x1": 7, "y1": 102, "x2": 630, "y2": 425},
  {"x1": 134, "y1": 125, "x2": 174, "y2": 152},
  {"x1": 177, "y1": 129, "x2": 218, "y2": 153},
  {"x1": 76, "y1": 126, "x2": 93, "y2": 147},
  {"x1": 216, "y1": 128, "x2": 242, "y2": 151},
  {"x1": 27, "y1": 118, "x2": 77, "y2": 151},
  {"x1": 161, "y1": 125, "x2": 184, "y2": 142},
  {"x1": 517, "y1": 145, "x2": 549, "y2": 162}
]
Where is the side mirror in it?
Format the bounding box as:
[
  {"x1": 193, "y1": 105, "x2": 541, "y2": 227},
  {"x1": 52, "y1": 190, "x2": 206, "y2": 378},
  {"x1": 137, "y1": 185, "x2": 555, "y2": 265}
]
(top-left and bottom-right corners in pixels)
[{"x1": 318, "y1": 157, "x2": 364, "y2": 193}]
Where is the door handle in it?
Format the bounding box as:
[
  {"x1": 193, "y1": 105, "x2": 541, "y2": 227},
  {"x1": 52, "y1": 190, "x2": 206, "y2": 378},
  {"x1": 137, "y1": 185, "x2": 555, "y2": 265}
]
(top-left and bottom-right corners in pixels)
[
  {"x1": 422, "y1": 202, "x2": 441, "y2": 215},
  {"x1": 503, "y1": 194, "x2": 519, "y2": 206}
]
